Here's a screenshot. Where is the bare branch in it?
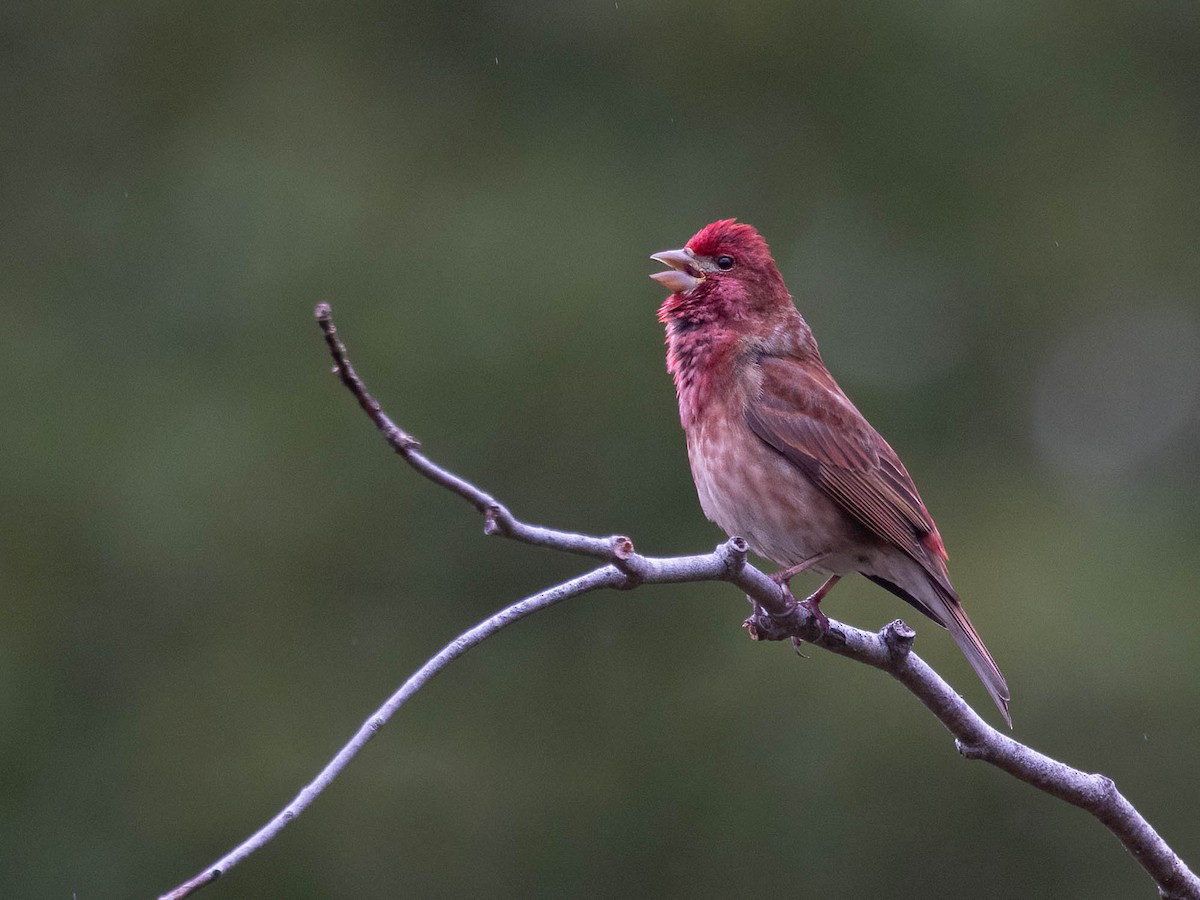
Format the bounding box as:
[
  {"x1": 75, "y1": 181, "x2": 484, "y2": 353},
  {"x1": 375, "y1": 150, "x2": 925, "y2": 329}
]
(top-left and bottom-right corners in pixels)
[
  {"x1": 314, "y1": 302, "x2": 627, "y2": 564},
  {"x1": 157, "y1": 304, "x2": 1200, "y2": 900},
  {"x1": 158, "y1": 565, "x2": 627, "y2": 900}
]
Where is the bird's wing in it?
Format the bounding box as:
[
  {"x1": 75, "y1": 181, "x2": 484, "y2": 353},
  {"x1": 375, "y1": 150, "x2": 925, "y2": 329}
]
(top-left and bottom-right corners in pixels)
[
  {"x1": 744, "y1": 354, "x2": 949, "y2": 572},
  {"x1": 746, "y1": 355, "x2": 1011, "y2": 725}
]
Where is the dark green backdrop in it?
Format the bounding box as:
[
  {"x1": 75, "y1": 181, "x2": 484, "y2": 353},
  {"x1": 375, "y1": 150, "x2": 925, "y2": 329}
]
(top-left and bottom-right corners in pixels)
[{"x1": 5, "y1": 1, "x2": 1200, "y2": 897}]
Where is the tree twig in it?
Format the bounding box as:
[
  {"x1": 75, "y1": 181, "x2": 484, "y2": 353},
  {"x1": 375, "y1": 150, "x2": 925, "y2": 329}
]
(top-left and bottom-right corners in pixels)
[
  {"x1": 156, "y1": 304, "x2": 1200, "y2": 900},
  {"x1": 157, "y1": 566, "x2": 625, "y2": 900}
]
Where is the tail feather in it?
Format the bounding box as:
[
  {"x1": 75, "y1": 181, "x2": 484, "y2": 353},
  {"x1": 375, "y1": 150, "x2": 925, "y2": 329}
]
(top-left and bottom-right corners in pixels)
[
  {"x1": 866, "y1": 574, "x2": 1011, "y2": 727},
  {"x1": 938, "y1": 585, "x2": 1011, "y2": 728}
]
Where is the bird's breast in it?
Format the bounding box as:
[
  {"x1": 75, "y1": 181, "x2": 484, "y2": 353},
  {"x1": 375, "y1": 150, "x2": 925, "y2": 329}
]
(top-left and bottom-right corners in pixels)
[{"x1": 685, "y1": 408, "x2": 863, "y2": 572}]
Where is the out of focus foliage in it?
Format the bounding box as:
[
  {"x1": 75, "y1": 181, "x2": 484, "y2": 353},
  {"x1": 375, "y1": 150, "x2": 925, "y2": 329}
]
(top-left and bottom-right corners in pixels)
[{"x1": 4, "y1": 1, "x2": 1199, "y2": 897}]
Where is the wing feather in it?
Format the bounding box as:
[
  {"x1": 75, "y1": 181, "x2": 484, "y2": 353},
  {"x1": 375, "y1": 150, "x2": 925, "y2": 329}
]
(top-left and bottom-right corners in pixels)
[
  {"x1": 745, "y1": 355, "x2": 948, "y2": 572},
  {"x1": 746, "y1": 355, "x2": 1010, "y2": 724}
]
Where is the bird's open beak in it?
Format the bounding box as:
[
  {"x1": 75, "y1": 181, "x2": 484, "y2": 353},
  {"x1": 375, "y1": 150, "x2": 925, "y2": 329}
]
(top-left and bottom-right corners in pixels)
[{"x1": 650, "y1": 248, "x2": 703, "y2": 294}]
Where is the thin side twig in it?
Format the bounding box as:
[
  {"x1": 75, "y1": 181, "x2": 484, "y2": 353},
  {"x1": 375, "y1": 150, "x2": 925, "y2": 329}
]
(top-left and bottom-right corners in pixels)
[{"x1": 156, "y1": 304, "x2": 1199, "y2": 900}]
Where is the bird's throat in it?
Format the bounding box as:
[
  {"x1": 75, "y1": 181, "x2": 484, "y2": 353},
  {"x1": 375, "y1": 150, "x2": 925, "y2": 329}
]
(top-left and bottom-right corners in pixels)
[{"x1": 666, "y1": 320, "x2": 741, "y2": 427}]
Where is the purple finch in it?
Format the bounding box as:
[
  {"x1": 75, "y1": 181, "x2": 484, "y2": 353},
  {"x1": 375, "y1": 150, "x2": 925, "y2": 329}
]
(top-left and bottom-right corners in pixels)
[{"x1": 651, "y1": 219, "x2": 1011, "y2": 726}]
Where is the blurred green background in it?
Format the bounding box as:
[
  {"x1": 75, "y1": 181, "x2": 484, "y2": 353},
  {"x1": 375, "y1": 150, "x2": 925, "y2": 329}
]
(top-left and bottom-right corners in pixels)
[{"x1": 5, "y1": 1, "x2": 1200, "y2": 897}]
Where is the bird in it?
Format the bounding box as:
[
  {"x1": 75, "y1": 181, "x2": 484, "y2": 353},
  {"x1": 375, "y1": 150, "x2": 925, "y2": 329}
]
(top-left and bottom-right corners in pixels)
[{"x1": 650, "y1": 218, "x2": 1011, "y2": 726}]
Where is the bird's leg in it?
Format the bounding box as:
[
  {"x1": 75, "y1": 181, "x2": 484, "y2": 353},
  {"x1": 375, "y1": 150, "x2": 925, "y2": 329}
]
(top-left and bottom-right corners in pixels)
[
  {"x1": 769, "y1": 553, "x2": 827, "y2": 589},
  {"x1": 745, "y1": 555, "x2": 833, "y2": 643},
  {"x1": 799, "y1": 575, "x2": 840, "y2": 632},
  {"x1": 785, "y1": 574, "x2": 840, "y2": 653},
  {"x1": 773, "y1": 554, "x2": 834, "y2": 634}
]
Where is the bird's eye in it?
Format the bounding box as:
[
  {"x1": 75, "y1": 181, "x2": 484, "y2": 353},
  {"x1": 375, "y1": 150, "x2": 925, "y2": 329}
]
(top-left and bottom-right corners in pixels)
[{"x1": 716, "y1": 255, "x2": 735, "y2": 270}]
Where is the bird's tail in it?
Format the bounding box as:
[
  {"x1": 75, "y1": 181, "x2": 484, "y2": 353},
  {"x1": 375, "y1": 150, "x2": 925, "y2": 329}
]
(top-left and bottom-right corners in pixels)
[
  {"x1": 935, "y1": 582, "x2": 1012, "y2": 728},
  {"x1": 868, "y1": 574, "x2": 1011, "y2": 727}
]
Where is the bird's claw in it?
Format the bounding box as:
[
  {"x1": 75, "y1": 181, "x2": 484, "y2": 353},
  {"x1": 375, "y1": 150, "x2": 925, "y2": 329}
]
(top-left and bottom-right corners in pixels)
[
  {"x1": 742, "y1": 600, "x2": 777, "y2": 641},
  {"x1": 799, "y1": 593, "x2": 831, "y2": 638},
  {"x1": 742, "y1": 587, "x2": 830, "y2": 644}
]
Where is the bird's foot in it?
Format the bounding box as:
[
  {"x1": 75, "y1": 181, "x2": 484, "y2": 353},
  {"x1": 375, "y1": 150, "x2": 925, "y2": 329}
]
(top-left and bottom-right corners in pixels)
[
  {"x1": 743, "y1": 579, "x2": 833, "y2": 645},
  {"x1": 787, "y1": 589, "x2": 831, "y2": 652},
  {"x1": 798, "y1": 592, "x2": 831, "y2": 637},
  {"x1": 743, "y1": 601, "x2": 779, "y2": 641},
  {"x1": 743, "y1": 600, "x2": 793, "y2": 642}
]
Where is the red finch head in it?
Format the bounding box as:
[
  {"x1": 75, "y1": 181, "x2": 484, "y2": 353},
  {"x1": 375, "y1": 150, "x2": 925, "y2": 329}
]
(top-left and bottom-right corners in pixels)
[{"x1": 651, "y1": 218, "x2": 792, "y2": 329}]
